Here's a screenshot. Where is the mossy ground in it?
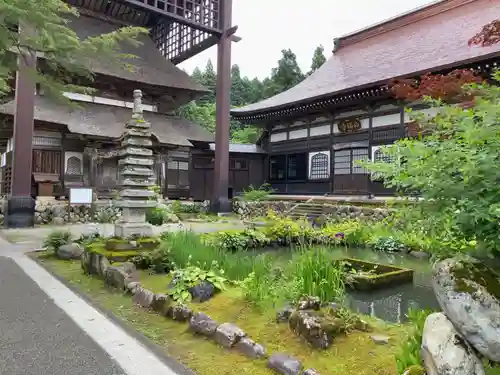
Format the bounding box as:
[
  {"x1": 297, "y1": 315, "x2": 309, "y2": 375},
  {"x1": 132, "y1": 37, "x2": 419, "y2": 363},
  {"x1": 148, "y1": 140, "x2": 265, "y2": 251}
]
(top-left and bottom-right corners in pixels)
[{"x1": 36, "y1": 254, "x2": 410, "y2": 375}]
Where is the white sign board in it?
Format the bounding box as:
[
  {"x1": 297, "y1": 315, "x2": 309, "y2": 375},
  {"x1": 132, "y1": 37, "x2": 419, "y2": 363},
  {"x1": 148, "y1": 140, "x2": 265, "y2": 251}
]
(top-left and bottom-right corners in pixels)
[{"x1": 69, "y1": 188, "x2": 93, "y2": 205}]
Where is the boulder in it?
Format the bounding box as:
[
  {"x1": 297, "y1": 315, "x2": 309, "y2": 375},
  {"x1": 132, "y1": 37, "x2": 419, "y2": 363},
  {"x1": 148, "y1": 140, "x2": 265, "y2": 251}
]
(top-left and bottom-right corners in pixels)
[
  {"x1": 214, "y1": 323, "x2": 246, "y2": 348},
  {"x1": 370, "y1": 335, "x2": 390, "y2": 345},
  {"x1": 234, "y1": 337, "x2": 266, "y2": 359},
  {"x1": 421, "y1": 312, "x2": 485, "y2": 375},
  {"x1": 56, "y1": 243, "x2": 83, "y2": 260},
  {"x1": 132, "y1": 287, "x2": 154, "y2": 308},
  {"x1": 104, "y1": 262, "x2": 137, "y2": 291},
  {"x1": 297, "y1": 296, "x2": 321, "y2": 311},
  {"x1": 151, "y1": 294, "x2": 171, "y2": 316},
  {"x1": 189, "y1": 312, "x2": 219, "y2": 336},
  {"x1": 432, "y1": 258, "x2": 500, "y2": 361},
  {"x1": 289, "y1": 310, "x2": 343, "y2": 349},
  {"x1": 188, "y1": 281, "x2": 216, "y2": 302},
  {"x1": 267, "y1": 353, "x2": 302, "y2": 375},
  {"x1": 303, "y1": 370, "x2": 320, "y2": 375}
]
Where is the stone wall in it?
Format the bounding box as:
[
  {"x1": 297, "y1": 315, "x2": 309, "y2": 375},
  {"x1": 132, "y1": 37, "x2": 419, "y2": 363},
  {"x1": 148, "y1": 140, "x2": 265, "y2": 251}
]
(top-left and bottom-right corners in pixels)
[{"x1": 233, "y1": 200, "x2": 393, "y2": 221}]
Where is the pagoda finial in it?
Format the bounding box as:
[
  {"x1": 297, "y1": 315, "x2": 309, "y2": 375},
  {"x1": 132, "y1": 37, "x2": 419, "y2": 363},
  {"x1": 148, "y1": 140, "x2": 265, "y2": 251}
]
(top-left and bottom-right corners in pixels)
[{"x1": 133, "y1": 89, "x2": 143, "y2": 115}]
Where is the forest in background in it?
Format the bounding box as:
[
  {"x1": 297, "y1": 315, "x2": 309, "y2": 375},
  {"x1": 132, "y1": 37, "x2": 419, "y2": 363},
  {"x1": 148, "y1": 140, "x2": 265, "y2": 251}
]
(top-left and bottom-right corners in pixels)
[{"x1": 176, "y1": 45, "x2": 328, "y2": 144}]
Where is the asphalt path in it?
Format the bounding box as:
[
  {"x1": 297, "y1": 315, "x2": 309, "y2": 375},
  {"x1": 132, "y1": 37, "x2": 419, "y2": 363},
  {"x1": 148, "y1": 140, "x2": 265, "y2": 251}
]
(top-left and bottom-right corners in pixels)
[{"x1": 0, "y1": 256, "x2": 126, "y2": 375}]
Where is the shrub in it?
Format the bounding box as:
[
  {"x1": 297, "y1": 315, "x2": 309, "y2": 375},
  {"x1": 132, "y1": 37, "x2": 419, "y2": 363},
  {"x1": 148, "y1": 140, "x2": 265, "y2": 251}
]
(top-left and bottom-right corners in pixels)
[
  {"x1": 170, "y1": 200, "x2": 202, "y2": 214},
  {"x1": 395, "y1": 308, "x2": 433, "y2": 374},
  {"x1": 74, "y1": 231, "x2": 101, "y2": 245},
  {"x1": 167, "y1": 265, "x2": 227, "y2": 304},
  {"x1": 146, "y1": 207, "x2": 168, "y2": 226},
  {"x1": 131, "y1": 246, "x2": 173, "y2": 274},
  {"x1": 372, "y1": 237, "x2": 407, "y2": 252},
  {"x1": 241, "y1": 183, "x2": 274, "y2": 202},
  {"x1": 43, "y1": 230, "x2": 72, "y2": 253}
]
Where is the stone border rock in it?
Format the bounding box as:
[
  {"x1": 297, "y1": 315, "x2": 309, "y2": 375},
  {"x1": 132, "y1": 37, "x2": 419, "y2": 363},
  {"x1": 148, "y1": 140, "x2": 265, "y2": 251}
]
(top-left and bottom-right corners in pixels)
[{"x1": 81, "y1": 250, "x2": 320, "y2": 375}]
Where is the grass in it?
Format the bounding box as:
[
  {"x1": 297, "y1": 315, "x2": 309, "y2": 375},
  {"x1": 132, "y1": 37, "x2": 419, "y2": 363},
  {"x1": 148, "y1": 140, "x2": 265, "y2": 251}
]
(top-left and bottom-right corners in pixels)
[{"x1": 36, "y1": 253, "x2": 409, "y2": 375}]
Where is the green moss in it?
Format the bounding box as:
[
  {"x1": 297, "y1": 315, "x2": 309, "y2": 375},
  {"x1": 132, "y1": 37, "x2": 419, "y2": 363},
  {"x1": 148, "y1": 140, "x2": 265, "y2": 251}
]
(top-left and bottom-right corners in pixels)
[
  {"x1": 35, "y1": 256, "x2": 405, "y2": 375},
  {"x1": 452, "y1": 261, "x2": 500, "y2": 300},
  {"x1": 406, "y1": 365, "x2": 425, "y2": 375}
]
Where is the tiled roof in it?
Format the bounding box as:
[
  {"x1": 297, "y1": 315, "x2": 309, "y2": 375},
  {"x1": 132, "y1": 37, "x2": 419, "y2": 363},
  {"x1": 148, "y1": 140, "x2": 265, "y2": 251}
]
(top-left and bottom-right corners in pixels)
[
  {"x1": 68, "y1": 15, "x2": 208, "y2": 94},
  {"x1": 0, "y1": 97, "x2": 214, "y2": 147},
  {"x1": 231, "y1": 0, "x2": 500, "y2": 116}
]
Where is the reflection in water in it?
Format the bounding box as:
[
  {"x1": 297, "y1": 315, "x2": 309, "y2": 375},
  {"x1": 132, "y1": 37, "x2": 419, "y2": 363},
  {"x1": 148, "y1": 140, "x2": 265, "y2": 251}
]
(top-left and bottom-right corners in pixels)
[{"x1": 332, "y1": 247, "x2": 440, "y2": 323}]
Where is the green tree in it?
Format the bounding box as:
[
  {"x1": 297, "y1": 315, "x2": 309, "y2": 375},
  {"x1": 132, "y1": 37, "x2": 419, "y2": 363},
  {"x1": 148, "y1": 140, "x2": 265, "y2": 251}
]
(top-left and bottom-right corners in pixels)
[
  {"x1": 230, "y1": 64, "x2": 246, "y2": 107},
  {"x1": 231, "y1": 125, "x2": 261, "y2": 144},
  {"x1": 309, "y1": 45, "x2": 327, "y2": 74},
  {"x1": 176, "y1": 101, "x2": 216, "y2": 133},
  {"x1": 0, "y1": 0, "x2": 146, "y2": 99},
  {"x1": 191, "y1": 67, "x2": 204, "y2": 85},
  {"x1": 365, "y1": 71, "x2": 500, "y2": 255},
  {"x1": 265, "y1": 49, "x2": 304, "y2": 97}
]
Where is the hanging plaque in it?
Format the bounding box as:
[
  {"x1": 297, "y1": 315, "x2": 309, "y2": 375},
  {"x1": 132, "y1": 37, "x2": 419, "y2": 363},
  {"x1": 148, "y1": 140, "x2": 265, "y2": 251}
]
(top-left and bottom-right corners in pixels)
[{"x1": 338, "y1": 118, "x2": 361, "y2": 133}]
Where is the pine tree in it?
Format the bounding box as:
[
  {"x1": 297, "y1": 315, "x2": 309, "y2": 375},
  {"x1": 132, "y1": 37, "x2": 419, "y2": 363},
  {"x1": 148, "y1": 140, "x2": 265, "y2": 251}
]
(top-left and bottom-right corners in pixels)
[
  {"x1": 309, "y1": 45, "x2": 327, "y2": 75},
  {"x1": 266, "y1": 49, "x2": 304, "y2": 97},
  {"x1": 0, "y1": 0, "x2": 146, "y2": 100}
]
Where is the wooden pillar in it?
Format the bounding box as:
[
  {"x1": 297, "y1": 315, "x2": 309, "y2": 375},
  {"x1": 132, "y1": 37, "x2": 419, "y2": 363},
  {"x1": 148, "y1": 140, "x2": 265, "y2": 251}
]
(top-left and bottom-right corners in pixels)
[
  {"x1": 6, "y1": 49, "x2": 36, "y2": 228},
  {"x1": 211, "y1": 0, "x2": 233, "y2": 213}
]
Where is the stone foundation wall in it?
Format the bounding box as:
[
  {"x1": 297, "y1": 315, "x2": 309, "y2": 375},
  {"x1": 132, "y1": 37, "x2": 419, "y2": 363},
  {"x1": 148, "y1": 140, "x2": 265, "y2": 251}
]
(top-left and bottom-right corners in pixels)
[{"x1": 233, "y1": 200, "x2": 393, "y2": 221}]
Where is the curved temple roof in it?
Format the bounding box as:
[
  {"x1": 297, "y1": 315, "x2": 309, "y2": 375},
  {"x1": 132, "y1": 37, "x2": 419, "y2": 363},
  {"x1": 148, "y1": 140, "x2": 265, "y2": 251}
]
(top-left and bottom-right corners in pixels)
[{"x1": 231, "y1": 0, "x2": 500, "y2": 117}]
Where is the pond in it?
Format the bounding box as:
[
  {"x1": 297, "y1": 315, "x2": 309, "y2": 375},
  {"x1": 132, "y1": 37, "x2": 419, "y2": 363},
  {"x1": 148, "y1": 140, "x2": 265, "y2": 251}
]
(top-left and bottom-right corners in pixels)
[
  {"x1": 332, "y1": 247, "x2": 440, "y2": 323},
  {"x1": 257, "y1": 246, "x2": 439, "y2": 323}
]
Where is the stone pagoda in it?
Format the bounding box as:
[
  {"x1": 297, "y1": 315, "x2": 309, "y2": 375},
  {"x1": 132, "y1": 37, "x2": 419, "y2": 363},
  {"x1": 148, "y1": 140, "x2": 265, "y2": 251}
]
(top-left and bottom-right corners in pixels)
[{"x1": 114, "y1": 90, "x2": 156, "y2": 238}]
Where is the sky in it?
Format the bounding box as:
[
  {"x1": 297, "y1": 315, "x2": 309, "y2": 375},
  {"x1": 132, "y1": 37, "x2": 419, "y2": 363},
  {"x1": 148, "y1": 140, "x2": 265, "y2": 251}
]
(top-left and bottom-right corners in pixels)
[{"x1": 179, "y1": 0, "x2": 436, "y2": 80}]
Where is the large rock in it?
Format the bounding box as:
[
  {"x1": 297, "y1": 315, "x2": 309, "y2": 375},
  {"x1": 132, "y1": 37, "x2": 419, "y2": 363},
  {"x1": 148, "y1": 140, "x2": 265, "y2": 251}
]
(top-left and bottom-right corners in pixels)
[
  {"x1": 56, "y1": 243, "x2": 83, "y2": 260},
  {"x1": 104, "y1": 262, "x2": 137, "y2": 291},
  {"x1": 421, "y1": 312, "x2": 485, "y2": 375},
  {"x1": 289, "y1": 310, "x2": 343, "y2": 349},
  {"x1": 189, "y1": 312, "x2": 219, "y2": 337},
  {"x1": 432, "y1": 258, "x2": 500, "y2": 361},
  {"x1": 267, "y1": 353, "x2": 302, "y2": 375},
  {"x1": 297, "y1": 296, "x2": 321, "y2": 311},
  {"x1": 214, "y1": 323, "x2": 246, "y2": 348},
  {"x1": 167, "y1": 304, "x2": 192, "y2": 322}
]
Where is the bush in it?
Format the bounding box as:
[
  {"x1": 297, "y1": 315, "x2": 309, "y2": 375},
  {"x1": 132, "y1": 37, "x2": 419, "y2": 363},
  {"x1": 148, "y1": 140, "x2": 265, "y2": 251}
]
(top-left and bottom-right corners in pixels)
[
  {"x1": 43, "y1": 230, "x2": 72, "y2": 253},
  {"x1": 241, "y1": 184, "x2": 274, "y2": 202},
  {"x1": 395, "y1": 308, "x2": 433, "y2": 374},
  {"x1": 372, "y1": 237, "x2": 407, "y2": 252},
  {"x1": 131, "y1": 247, "x2": 173, "y2": 274},
  {"x1": 146, "y1": 207, "x2": 168, "y2": 226},
  {"x1": 170, "y1": 200, "x2": 202, "y2": 214}
]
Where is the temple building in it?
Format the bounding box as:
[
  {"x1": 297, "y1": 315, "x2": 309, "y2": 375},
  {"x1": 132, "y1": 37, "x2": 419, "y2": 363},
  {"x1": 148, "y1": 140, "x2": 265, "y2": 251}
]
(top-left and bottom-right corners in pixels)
[
  {"x1": 230, "y1": 0, "x2": 500, "y2": 197},
  {"x1": 0, "y1": 3, "x2": 253, "y2": 204}
]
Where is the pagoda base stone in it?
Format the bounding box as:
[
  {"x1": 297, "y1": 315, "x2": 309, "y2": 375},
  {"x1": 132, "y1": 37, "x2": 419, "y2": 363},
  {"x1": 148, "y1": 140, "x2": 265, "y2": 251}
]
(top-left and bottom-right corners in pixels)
[{"x1": 114, "y1": 222, "x2": 153, "y2": 238}]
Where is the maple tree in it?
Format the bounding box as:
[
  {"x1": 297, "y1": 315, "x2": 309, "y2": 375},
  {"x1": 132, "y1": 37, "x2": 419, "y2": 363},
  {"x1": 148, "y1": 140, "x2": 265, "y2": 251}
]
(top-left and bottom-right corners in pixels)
[{"x1": 389, "y1": 19, "x2": 499, "y2": 103}]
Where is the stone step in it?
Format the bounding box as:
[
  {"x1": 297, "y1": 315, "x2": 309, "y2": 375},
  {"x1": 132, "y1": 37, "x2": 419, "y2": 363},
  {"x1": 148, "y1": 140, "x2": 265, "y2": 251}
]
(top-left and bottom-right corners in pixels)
[{"x1": 119, "y1": 147, "x2": 153, "y2": 158}]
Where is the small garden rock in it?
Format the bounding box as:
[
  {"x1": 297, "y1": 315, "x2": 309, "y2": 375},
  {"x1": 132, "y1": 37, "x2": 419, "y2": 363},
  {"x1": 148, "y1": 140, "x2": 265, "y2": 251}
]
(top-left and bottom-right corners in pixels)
[
  {"x1": 151, "y1": 294, "x2": 171, "y2": 316},
  {"x1": 303, "y1": 369, "x2": 320, "y2": 375},
  {"x1": 168, "y1": 304, "x2": 192, "y2": 321},
  {"x1": 408, "y1": 251, "x2": 430, "y2": 259},
  {"x1": 235, "y1": 337, "x2": 266, "y2": 359},
  {"x1": 189, "y1": 312, "x2": 219, "y2": 336},
  {"x1": 56, "y1": 243, "x2": 83, "y2": 260},
  {"x1": 297, "y1": 296, "x2": 321, "y2": 311},
  {"x1": 188, "y1": 281, "x2": 215, "y2": 302},
  {"x1": 289, "y1": 310, "x2": 341, "y2": 349},
  {"x1": 268, "y1": 353, "x2": 302, "y2": 375},
  {"x1": 421, "y1": 312, "x2": 485, "y2": 375},
  {"x1": 104, "y1": 266, "x2": 130, "y2": 291},
  {"x1": 432, "y1": 258, "x2": 500, "y2": 361},
  {"x1": 370, "y1": 335, "x2": 390, "y2": 345},
  {"x1": 132, "y1": 288, "x2": 154, "y2": 308},
  {"x1": 276, "y1": 305, "x2": 296, "y2": 323},
  {"x1": 214, "y1": 323, "x2": 246, "y2": 348},
  {"x1": 126, "y1": 281, "x2": 141, "y2": 295}
]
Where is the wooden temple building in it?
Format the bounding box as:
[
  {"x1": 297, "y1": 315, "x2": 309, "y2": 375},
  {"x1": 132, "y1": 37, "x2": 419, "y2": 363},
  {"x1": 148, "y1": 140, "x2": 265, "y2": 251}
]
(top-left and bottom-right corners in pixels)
[
  {"x1": 2, "y1": 0, "x2": 240, "y2": 227},
  {"x1": 231, "y1": 0, "x2": 500, "y2": 196}
]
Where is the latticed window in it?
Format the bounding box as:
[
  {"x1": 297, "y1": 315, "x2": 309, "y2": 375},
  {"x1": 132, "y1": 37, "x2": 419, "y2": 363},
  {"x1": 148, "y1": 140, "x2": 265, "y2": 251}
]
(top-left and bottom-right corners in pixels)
[
  {"x1": 373, "y1": 147, "x2": 394, "y2": 164},
  {"x1": 309, "y1": 152, "x2": 329, "y2": 180},
  {"x1": 66, "y1": 156, "x2": 82, "y2": 175},
  {"x1": 334, "y1": 148, "x2": 369, "y2": 175}
]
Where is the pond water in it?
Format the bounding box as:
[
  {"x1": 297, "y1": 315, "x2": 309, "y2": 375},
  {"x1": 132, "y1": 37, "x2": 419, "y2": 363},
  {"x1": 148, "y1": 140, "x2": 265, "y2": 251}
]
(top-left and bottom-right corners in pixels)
[{"x1": 331, "y1": 247, "x2": 440, "y2": 323}]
